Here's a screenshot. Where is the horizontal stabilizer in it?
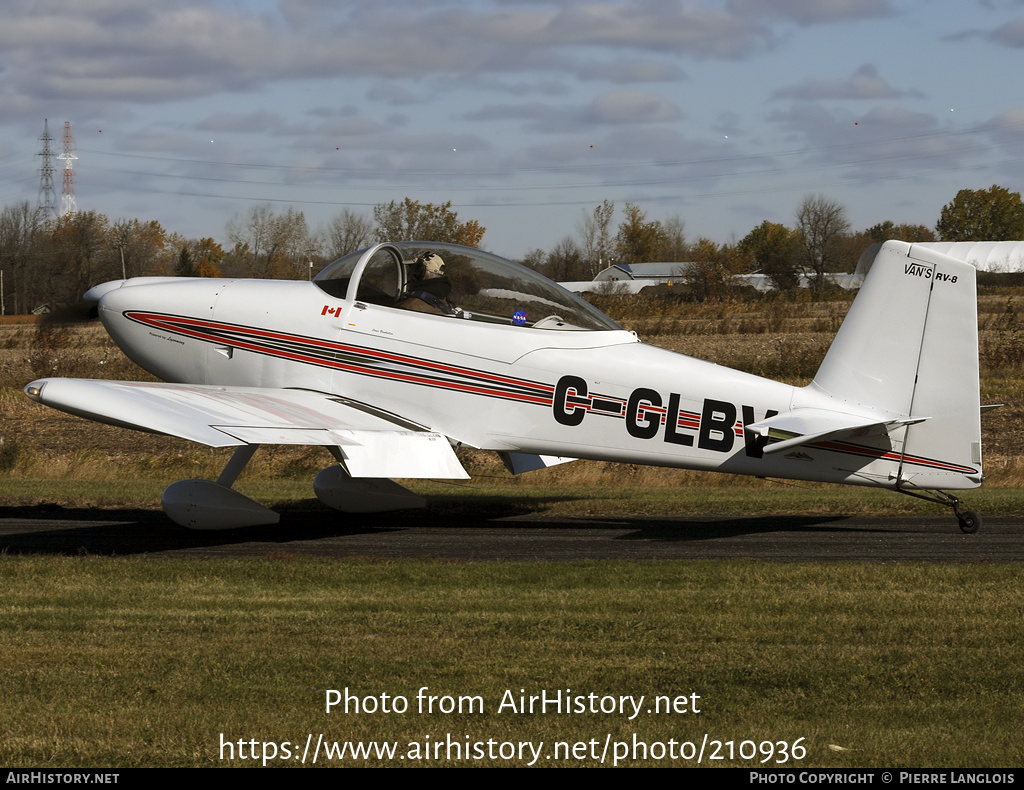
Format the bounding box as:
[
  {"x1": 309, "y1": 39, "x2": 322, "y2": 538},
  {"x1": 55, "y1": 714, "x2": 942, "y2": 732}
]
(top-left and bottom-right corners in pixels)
[{"x1": 745, "y1": 408, "x2": 927, "y2": 455}]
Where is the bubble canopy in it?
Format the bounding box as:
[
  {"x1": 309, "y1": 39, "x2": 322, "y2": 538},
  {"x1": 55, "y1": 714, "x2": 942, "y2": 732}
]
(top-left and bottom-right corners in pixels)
[{"x1": 315, "y1": 241, "x2": 622, "y2": 332}]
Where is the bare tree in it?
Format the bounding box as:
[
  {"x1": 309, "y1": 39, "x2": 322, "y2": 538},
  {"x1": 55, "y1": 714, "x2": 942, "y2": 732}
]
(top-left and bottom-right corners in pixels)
[
  {"x1": 226, "y1": 205, "x2": 311, "y2": 279},
  {"x1": 795, "y1": 194, "x2": 850, "y2": 293},
  {"x1": 661, "y1": 214, "x2": 687, "y2": 261},
  {"x1": 324, "y1": 208, "x2": 373, "y2": 260},
  {"x1": 517, "y1": 248, "x2": 547, "y2": 272},
  {"x1": 577, "y1": 200, "x2": 615, "y2": 277},
  {"x1": 545, "y1": 237, "x2": 586, "y2": 282},
  {"x1": 0, "y1": 202, "x2": 43, "y2": 314}
]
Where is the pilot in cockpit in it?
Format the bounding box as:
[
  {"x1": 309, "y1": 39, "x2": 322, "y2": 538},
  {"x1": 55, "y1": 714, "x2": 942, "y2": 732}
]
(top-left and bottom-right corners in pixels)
[{"x1": 399, "y1": 252, "x2": 458, "y2": 315}]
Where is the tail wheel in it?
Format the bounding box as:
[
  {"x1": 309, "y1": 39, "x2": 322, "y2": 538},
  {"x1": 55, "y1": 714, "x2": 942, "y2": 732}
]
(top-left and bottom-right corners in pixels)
[
  {"x1": 957, "y1": 510, "x2": 981, "y2": 534},
  {"x1": 895, "y1": 485, "x2": 982, "y2": 534}
]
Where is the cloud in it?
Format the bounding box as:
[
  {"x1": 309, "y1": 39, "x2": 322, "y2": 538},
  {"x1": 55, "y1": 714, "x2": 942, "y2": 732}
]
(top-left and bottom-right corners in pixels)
[
  {"x1": 0, "y1": 0, "x2": 763, "y2": 118},
  {"x1": 366, "y1": 83, "x2": 420, "y2": 107},
  {"x1": 727, "y1": 0, "x2": 894, "y2": 26},
  {"x1": 576, "y1": 58, "x2": 686, "y2": 84},
  {"x1": 538, "y1": 2, "x2": 769, "y2": 59},
  {"x1": 440, "y1": 75, "x2": 570, "y2": 98},
  {"x1": 196, "y1": 111, "x2": 293, "y2": 135},
  {"x1": 979, "y1": 107, "x2": 1024, "y2": 150},
  {"x1": 772, "y1": 65, "x2": 925, "y2": 101},
  {"x1": 0, "y1": 4, "x2": 288, "y2": 104},
  {"x1": 458, "y1": 91, "x2": 681, "y2": 133},
  {"x1": 990, "y1": 18, "x2": 1024, "y2": 47},
  {"x1": 713, "y1": 111, "x2": 744, "y2": 138},
  {"x1": 766, "y1": 101, "x2": 986, "y2": 178},
  {"x1": 581, "y1": 92, "x2": 683, "y2": 124}
]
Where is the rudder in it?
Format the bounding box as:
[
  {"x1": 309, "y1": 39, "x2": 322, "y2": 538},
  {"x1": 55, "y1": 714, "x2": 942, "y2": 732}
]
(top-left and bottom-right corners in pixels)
[{"x1": 810, "y1": 241, "x2": 982, "y2": 489}]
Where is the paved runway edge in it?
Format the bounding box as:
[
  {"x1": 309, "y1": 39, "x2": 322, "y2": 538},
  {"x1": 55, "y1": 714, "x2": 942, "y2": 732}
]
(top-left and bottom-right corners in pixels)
[{"x1": 0, "y1": 506, "x2": 1020, "y2": 561}]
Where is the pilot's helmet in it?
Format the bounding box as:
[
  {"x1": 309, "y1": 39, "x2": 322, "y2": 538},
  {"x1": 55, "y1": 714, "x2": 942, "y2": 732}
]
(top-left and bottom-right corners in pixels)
[{"x1": 416, "y1": 252, "x2": 446, "y2": 279}]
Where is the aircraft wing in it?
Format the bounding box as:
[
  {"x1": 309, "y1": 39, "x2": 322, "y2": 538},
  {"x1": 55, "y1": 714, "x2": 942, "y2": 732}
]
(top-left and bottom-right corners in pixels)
[
  {"x1": 744, "y1": 408, "x2": 927, "y2": 455},
  {"x1": 23, "y1": 378, "x2": 468, "y2": 479}
]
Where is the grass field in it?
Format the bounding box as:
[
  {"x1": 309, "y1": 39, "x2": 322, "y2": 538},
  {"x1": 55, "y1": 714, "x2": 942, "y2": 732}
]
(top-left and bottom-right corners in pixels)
[
  {"x1": 0, "y1": 289, "x2": 1022, "y2": 768},
  {"x1": 1, "y1": 557, "x2": 1021, "y2": 768}
]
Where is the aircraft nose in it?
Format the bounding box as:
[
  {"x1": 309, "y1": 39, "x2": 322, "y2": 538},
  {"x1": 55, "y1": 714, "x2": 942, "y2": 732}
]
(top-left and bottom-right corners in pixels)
[
  {"x1": 84, "y1": 280, "x2": 127, "y2": 305},
  {"x1": 96, "y1": 277, "x2": 200, "y2": 319},
  {"x1": 88, "y1": 276, "x2": 184, "y2": 310},
  {"x1": 96, "y1": 278, "x2": 200, "y2": 339},
  {"x1": 95, "y1": 278, "x2": 226, "y2": 383},
  {"x1": 96, "y1": 281, "x2": 135, "y2": 324},
  {"x1": 96, "y1": 282, "x2": 150, "y2": 360}
]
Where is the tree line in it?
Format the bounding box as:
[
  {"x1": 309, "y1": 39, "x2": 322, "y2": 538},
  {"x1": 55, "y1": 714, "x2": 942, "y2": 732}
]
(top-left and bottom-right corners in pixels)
[
  {"x1": 1, "y1": 186, "x2": 1021, "y2": 313},
  {"x1": 0, "y1": 197, "x2": 481, "y2": 314},
  {"x1": 521, "y1": 185, "x2": 1024, "y2": 299}
]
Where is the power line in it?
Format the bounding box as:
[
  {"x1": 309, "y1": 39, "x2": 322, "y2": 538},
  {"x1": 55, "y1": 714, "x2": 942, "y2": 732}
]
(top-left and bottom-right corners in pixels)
[{"x1": 75, "y1": 115, "x2": 1024, "y2": 180}]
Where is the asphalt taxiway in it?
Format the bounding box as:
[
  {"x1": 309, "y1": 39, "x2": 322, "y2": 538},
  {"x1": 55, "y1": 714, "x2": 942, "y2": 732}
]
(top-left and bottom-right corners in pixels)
[{"x1": 0, "y1": 506, "x2": 1020, "y2": 562}]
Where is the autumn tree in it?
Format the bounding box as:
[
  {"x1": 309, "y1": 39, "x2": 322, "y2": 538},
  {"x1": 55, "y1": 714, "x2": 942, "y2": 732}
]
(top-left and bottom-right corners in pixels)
[
  {"x1": 936, "y1": 185, "x2": 1024, "y2": 241},
  {"x1": 615, "y1": 203, "x2": 668, "y2": 264},
  {"x1": 795, "y1": 194, "x2": 850, "y2": 293},
  {"x1": 373, "y1": 199, "x2": 485, "y2": 247},
  {"x1": 838, "y1": 221, "x2": 937, "y2": 278},
  {"x1": 44, "y1": 211, "x2": 115, "y2": 306},
  {"x1": 108, "y1": 218, "x2": 168, "y2": 279},
  {"x1": 188, "y1": 237, "x2": 225, "y2": 277},
  {"x1": 168, "y1": 237, "x2": 224, "y2": 278},
  {"x1": 684, "y1": 238, "x2": 752, "y2": 302},
  {"x1": 738, "y1": 220, "x2": 801, "y2": 291},
  {"x1": 864, "y1": 220, "x2": 935, "y2": 243},
  {"x1": 454, "y1": 218, "x2": 486, "y2": 249}
]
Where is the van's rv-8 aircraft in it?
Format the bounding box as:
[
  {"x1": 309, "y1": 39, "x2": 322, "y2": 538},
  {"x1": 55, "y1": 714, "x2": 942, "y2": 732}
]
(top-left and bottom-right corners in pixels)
[{"x1": 25, "y1": 240, "x2": 988, "y2": 532}]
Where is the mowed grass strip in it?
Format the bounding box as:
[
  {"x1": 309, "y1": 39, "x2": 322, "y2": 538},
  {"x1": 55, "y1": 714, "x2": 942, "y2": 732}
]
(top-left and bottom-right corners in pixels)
[
  {"x1": 0, "y1": 557, "x2": 1020, "y2": 767},
  {"x1": 4, "y1": 476, "x2": 1024, "y2": 517}
]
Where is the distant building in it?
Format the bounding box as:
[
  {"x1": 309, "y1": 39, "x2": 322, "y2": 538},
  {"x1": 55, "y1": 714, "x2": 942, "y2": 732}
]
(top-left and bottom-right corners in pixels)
[
  {"x1": 561, "y1": 262, "x2": 861, "y2": 294},
  {"x1": 561, "y1": 262, "x2": 693, "y2": 294},
  {"x1": 561, "y1": 241, "x2": 1024, "y2": 295},
  {"x1": 857, "y1": 241, "x2": 1024, "y2": 275}
]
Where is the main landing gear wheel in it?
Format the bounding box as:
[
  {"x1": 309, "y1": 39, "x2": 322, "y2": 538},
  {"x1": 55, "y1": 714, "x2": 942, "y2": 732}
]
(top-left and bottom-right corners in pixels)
[{"x1": 957, "y1": 510, "x2": 981, "y2": 534}]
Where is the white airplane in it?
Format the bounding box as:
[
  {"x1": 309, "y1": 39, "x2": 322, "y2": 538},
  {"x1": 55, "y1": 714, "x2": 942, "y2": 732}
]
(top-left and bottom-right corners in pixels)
[{"x1": 24, "y1": 240, "x2": 986, "y2": 532}]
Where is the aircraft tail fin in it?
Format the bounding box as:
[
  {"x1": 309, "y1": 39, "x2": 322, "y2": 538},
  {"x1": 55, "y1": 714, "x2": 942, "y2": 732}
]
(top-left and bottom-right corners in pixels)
[{"x1": 809, "y1": 241, "x2": 982, "y2": 489}]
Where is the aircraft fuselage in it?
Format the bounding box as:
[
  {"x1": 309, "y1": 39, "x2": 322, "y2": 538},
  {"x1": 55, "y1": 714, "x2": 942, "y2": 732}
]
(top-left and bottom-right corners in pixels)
[{"x1": 96, "y1": 276, "x2": 919, "y2": 489}]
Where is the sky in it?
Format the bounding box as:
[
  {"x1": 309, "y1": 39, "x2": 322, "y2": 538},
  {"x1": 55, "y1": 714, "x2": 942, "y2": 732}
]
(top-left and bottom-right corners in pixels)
[{"x1": 1, "y1": 0, "x2": 1023, "y2": 260}]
